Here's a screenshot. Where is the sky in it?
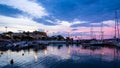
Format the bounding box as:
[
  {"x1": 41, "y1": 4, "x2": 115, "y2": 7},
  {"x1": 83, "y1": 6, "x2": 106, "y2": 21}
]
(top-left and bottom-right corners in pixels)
[{"x1": 0, "y1": 0, "x2": 120, "y2": 39}]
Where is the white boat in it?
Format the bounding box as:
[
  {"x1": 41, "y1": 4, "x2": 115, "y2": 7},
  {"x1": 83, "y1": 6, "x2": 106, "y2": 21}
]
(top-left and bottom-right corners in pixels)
[{"x1": 13, "y1": 41, "x2": 28, "y2": 48}]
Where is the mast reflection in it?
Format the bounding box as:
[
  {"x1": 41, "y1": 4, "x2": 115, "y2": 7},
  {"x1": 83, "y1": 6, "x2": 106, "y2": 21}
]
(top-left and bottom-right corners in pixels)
[
  {"x1": 34, "y1": 51, "x2": 38, "y2": 62},
  {"x1": 67, "y1": 46, "x2": 71, "y2": 55},
  {"x1": 44, "y1": 49, "x2": 48, "y2": 55}
]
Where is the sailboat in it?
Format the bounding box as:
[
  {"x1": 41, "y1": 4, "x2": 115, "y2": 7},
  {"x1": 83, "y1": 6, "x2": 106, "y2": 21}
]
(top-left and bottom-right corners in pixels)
[
  {"x1": 114, "y1": 10, "x2": 120, "y2": 47},
  {"x1": 88, "y1": 22, "x2": 106, "y2": 46}
]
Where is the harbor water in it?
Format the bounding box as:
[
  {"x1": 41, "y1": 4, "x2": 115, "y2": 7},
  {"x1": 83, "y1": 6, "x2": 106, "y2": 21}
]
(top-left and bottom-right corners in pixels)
[{"x1": 0, "y1": 44, "x2": 120, "y2": 68}]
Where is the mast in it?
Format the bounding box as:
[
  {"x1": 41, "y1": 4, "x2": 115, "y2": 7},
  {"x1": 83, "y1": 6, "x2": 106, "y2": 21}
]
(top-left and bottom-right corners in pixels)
[
  {"x1": 90, "y1": 24, "x2": 93, "y2": 39},
  {"x1": 114, "y1": 10, "x2": 119, "y2": 39},
  {"x1": 101, "y1": 22, "x2": 104, "y2": 41}
]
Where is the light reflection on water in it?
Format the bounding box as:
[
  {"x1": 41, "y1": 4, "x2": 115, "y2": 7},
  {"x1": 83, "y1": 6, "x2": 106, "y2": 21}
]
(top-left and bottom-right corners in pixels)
[{"x1": 0, "y1": 45, "x2": 120, "y2": 68}]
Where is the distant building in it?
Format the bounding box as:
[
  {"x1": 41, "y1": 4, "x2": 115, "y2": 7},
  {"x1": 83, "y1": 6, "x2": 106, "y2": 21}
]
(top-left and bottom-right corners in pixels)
[
  {"x1": 29, "y1": 31, "x2": 47, "y2": 40},
  {"x1": 1, "y1": 31, "x2": 47, "y2": 40}
]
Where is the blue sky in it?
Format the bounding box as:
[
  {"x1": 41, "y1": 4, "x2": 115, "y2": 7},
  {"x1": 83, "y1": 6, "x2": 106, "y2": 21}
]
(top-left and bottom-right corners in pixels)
[{"x1": 0, "y1": 0, "x2": 120, "y2": 39}]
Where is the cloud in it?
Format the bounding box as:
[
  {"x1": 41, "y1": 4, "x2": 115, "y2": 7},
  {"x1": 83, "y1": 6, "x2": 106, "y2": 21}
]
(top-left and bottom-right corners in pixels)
[
  {"x1": 0, "y1": 15, "x2": 116, "y2": 39},
  {"x1": 0, "y1": 15, "x2": 39, "y2": 32},
  {"x1": 0, "y1": 0, "x2": 48, "y2": 18},
  {"x1": 0, "y1": 14, "x2": 86, "y2": 36},
  {"x1": 0, "y1": 15, "x2": 72, "y2": 34},
  {"x1": 103, "y1": 20, "x2": 115, "y2": 27}
]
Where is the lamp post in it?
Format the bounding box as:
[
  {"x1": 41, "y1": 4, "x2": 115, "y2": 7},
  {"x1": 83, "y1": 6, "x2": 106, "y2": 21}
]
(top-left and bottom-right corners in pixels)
[{"x1": 5, "y1": 26, "x2": 7, "y2": 33}]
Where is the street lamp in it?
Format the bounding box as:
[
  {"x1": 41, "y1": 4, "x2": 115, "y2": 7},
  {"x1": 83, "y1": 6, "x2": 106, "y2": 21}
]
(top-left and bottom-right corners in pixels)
[{"x1": 5, "y1": 26, "x2": 7, "y2": 33}]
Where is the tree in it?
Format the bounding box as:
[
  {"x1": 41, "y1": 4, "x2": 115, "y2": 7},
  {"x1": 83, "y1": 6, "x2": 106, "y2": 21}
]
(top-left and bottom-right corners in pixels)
[
  {"x1": 57, "y1": 35, "x2": 65, "y2": 40},
  {"x1": 26, "y1": 31, "x2": 30, "y2": 36},
  {"x1": 66, "y1": 37, "x2": 71, "y2": 41},
  {"x1": 7, "y1": 31, "x2": 13, "y2": 34},
  {"x1": 51, "y1": 36, "x2": 57, "y2": 40}
]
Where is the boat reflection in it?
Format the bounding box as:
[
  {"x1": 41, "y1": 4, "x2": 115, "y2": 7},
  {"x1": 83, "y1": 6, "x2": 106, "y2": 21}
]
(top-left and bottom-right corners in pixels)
[
  {"x1": 44, "y1": 49, "x2": 48, "y2": 55},
  {"x1": 67, "y1": 46, "x2": 71, "y2": 55},
  {"x1": 34, "y1": 51, "x2": 38, "y2": 62}
]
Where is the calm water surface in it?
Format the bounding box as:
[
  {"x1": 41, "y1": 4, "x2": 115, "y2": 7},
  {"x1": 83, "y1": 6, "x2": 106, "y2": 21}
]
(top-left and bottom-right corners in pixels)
[{"x1": 0, "y1": 44, "x2": 120, "y2": 68}]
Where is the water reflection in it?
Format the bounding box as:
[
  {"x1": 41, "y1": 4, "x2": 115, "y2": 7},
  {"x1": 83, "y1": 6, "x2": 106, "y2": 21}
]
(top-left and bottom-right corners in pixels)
[
  {"x1": 0, "y1": 44, "x2": 120, "y2": 68},
  {"x1": 44, "y1": 49, "x2": 48, "y2": 55},
  {"x1": 34, "y1": 51, "x2": 38, "y2": 62},
  {"x1": 67, "y1": 46, "x2": 71, "y2": 55}
]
